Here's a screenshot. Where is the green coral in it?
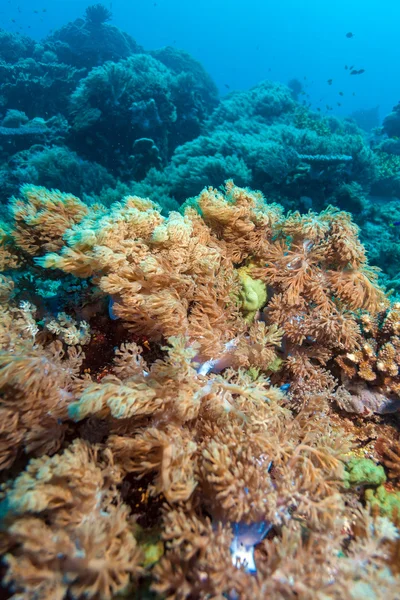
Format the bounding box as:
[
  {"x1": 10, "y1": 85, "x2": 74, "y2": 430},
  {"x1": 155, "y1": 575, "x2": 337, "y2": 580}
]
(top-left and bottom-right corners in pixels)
[
  {"x1": 246, "y1": 366, "x2": 261, "y2": 381},
  {"x1": 375, "y1": 151, "x2": 400, "y2": 179},
  {"x1": 344, "y1": 458, "x2": 386, "y2": 489},
  {"x1": 132, "y1": 524, "x2": 164, "y2": 568},
  {"x1": 293, "y1": 108, "x2": 331, "y2": 137},
  {"x1": 365, "y1": 485, "x2": 400, "y2": 518},
  {"x1": 238, "y1": 268, "x2": 267, "y2": 322},
  {"x1": 267, "y1": 356, "x2": 284, "y2": 373}
]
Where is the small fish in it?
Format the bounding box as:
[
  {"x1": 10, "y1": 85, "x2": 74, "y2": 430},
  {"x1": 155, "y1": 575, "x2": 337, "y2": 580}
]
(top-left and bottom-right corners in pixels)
[
  {"x1": 345, "y1": 65, "x2": 348, "y2": 70},
  {"x1": 337, "y1": 102, "x2": 342, "y2": 106},
  {"x1": 224, "y1": 83, "x2": 230, "y2": 89},
  {"x1": 327, "y1": 78, "x2": 333, "y2": 85},
  {"x1": 34, "y1": 9, "x2": 39, "y2": 13},
  {"x1": 11, "y1": 18, "x2": 16, "y2": 22},
  {"x1": 389, "y1": 221, "x2": 400, "y2": 227},
  {"x1": 339, "y1": 91, "x2": 344, "y2": 96},
  {"x1": 350, "y1": 65, "x2": 354, "y2": 70},
  {"x1": 346, "y1": 32, "x2": 354, "y2": 38},
  {"x1": 352, "y1": 92, "x2": 356, "y2": 96},
  {"x1": 316, "y1": 107, "x2": 321, "y2": 111}
]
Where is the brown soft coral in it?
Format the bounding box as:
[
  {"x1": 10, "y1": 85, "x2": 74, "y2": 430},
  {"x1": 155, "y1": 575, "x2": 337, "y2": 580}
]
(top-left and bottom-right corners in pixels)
[
  {"x1": 152, "y1": 508, "x2": 243, "y2": 599},
  {"x1": 259, "y1": 206, "x2": 385, "y2": 314},
  {"x1": 9, "y1": 184, "x2": 90, "y2": 256},
  {"x1": 0, "y1": 340, "x2": 82, "y2": 469},
  {"x1": 254, "y1": 206, "x2": 386, "y2": 397},
  {"x1": 1, "y1": 440, "x2": 142, "y2": 600},
  {"x1": 2, "y1": 181, "x2": 399, "y2": 598},
  {"x1": 72, "y1": 338, "x2": 350, "y2": 532},
  {"x1": 1, "y1": 182, "x2": 383, "y2": 398},
  {"x1": 197, "y1": 180, "x2": 283, "y2": 262},
  {"x1": 22, "y1": 183, "x2": 382, "y2": 388},
  {"x1": 34, "y1": 191, "x2": 248, "y2": 359},
  {"x1": 0, "y1": 221, "x2": 21, "y2": 270},
  {"x1": 110, "y1": 426, "x2": 198, "y2": 503}
]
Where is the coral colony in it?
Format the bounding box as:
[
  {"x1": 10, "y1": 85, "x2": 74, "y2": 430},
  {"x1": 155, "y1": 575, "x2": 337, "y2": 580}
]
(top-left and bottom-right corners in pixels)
[
  {"x1": 1, "y1": 181, "x2": 400, "y2": 599},
  {"x1": 1, "y1": 5, "x2": 400, "y2": 600}
]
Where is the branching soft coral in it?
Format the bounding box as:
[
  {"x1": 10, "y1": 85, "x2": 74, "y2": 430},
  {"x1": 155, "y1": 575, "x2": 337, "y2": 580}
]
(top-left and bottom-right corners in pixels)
[
  {"x1": 196, "y1": 180, "x2": 283, "y2": 262},
  {"x1": 1, "y1": 181, "x2": 398, "y2": 598},
  {"x1": 251, "y1": 509, "x2": 399, "y2": 600},
  {"x1": 251, "y1": 206, "x2": 387, "y2": 396},
  {"x1": 0, "y1": 220, "x2": 21, "y2": 270},
  {"x1": 2, "y1": 180, "x2": 388, "y2": 410},
  {"x1": 1, "y1": 440, "x2": 142, "y2": 600},
  {"x1": 69, "y1": 337, "x2": 351, "y2": 532},
  {"x1": 16, "y1": 183, "x2": 379, "y2": 383},
  {"x1": 260, "y1": 206, "x2": 386, "y2": 314},
  {"x1": 33, "y1": 192, "x2": 247, "y2": 358},
  {"x1": 152, "y1": 508, "x2": 244, "y2": 599},
  {"x1": 152, "y1": 505, "x2": 400, "y2": 599},
  {"x1": 0, "y1": 339, "x2": 82, "y2": 469},
  {"x1": 376, "y1": 437, "x2": 400, "y2": 480},
  {"x1": 110, "y1": 425, "x2": 198, "y2": 503},
  {"x1": 9, "y1": 184, "x2": 90, "y2": 256}
]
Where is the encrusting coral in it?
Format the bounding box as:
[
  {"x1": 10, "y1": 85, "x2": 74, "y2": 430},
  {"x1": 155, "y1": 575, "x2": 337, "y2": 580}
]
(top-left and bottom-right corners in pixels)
[{"x1": 1, "y1": 181, "x2": 400, "y2": 599}]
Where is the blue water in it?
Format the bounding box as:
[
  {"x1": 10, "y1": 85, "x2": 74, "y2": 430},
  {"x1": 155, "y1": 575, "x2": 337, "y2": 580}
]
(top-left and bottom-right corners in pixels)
[{"x1": 1, "y1": 0, "x2": 399, "y2": 121}]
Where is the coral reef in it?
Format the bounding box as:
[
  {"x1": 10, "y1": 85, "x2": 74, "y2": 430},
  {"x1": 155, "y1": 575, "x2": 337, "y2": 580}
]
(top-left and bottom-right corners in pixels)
[
  {"x1": 1, "y1": 4, "x2": 399, "y2": 299},
  {"x1": 1, "y1": 182, "x2": 400, "y2": 598},
  {"x1": 130, "y1": 81, "x2": 377, "y2": 210},
  {"x1": 2, "y1": 6, "x2": 400, "y2": 597},
  {"x1": 0, "y1": 7, "x2": 217, "y2": 202},
  {"x1": 383, "y1": 102, "x2": 400, "y2": 139}
]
